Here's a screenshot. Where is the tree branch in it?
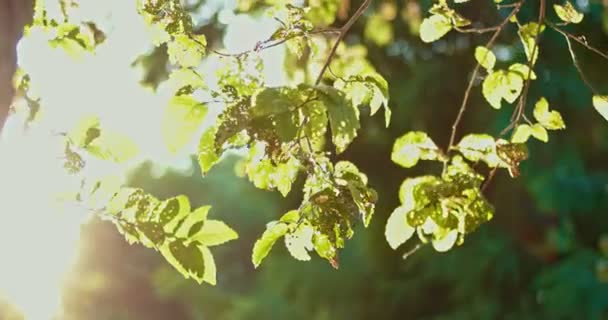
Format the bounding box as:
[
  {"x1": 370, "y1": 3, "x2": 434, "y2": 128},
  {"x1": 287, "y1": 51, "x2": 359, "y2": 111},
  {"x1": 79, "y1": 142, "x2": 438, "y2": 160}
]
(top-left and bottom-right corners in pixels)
[
  {"x1": 0, "y1": 0, "x2": 34, "y2": 133},
  {"x1": 314, "y1": 0, "x2": 372, "y2": 85},
  {"x1": 447, "y1": 1, "x2": 524, "y2": 152}
]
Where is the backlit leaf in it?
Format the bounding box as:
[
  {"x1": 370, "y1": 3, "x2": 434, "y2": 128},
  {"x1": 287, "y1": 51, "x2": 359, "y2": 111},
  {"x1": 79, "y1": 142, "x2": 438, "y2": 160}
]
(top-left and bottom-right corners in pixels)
[
  {"x1": 192, "y1": 220, "x2": 238, "y2": 247},
  {"x1": 162, "y1": 95, "x2": 207, "y2": 153},
  {"x1": 322, "y1": 87, "x2": 360, "y2": 153},
  {"x1": 531, "y1": 123, "x2": 549, "y2": 142},
  {"x1": 432, "y1": 229, "x2": 458, "y2": 252},
  {"x1": 167, "y1": 34, "x2": 206, "y2": 68},
  {"x1": 284, "y1": 224, "x2": 314, "y2": 261},
  {"x1": 482, "y1": 70, "x2": 524, "y2": 109},
  {"x1": 385, "y1": 206, "x2": 416, "y2": 249},
  {"x1": 592, "y1": 95, "x2": 608, "y2": 121},
  {"x1": 200, "y1": 246, "x2": 217, "y2": 285},
  {"x1": 198, "y1": 125, "x2": 221, "y2": 175},
  {"x1": 475, "y1": 46, "x2": 496, "y2": 70},
  {"x1": 512, "y1": 124, "x2": 532, "y2": 143},
  {"x1": 252, "y1": 222, "x2": 290, "y2": 268},
  {"x1": 533, "y1": 97, "x2": 566, "y2": 130},
  {"x1": 508, "y1": 63, "x2": 537, "y2": 80},
  {"x1": 518, "y1": 23, "x2": 545, "y2": 65},
  {"x1": 554, "y1": 1, "x2": 584, "y2": 24},
  {"x1": 420, "y1": 14, "x2": 452, "y2": 43},
  {"x1": 160, "y1": 240, "x2": 206, "y2": 284},
  {"x1": 391, "y1": 131, "x2": 442, "y2": 168}
]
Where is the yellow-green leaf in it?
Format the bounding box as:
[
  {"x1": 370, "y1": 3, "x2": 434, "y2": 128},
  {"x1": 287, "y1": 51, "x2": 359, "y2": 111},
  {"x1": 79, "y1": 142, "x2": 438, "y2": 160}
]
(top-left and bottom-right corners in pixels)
[
  {"x1": 432, "y1": 229, "x2": 458, "y2": 252},
  {"x1": 482, "y1": 70, "x2": 524, "y2": 109},
  {"x1": 198, "y1": 126, "x2": 221, "y2": 175},
  {"x1": 420, "y1": 14, "x2": 452, "y2": 43},
  {"x1": 192, "y1": 220, "x2": 238, "y2": 247},
  {"x1": 200, "y1": 246, "x2": 217, "y2": 285},
  {"x1": 533, "y1": 97, "x2": 566, "y2": 130},
  {"x1": 455, "y1": 134, "x2": 502, "y2": 167},
  {"x1": 284, "y1": 224, "x2": 314, "y2": 261},
  {"x1": 391, "y1": 131, "x2": 442, "y2": 168},
  {"x1": 167, "y1": 34, "x2": 207, "y2": 68},
  {"x1": 475, "y1": 46, "x2": 496, "y2": 70},
  {"x1": 86, "y1": 130, "x2": 140, "y2": 163},
  {"x1": 508, "y1": 63, "x2": 537, "y2": 80},
  {"x1": 554, "y1": 1, "x2": 584, "y2": 24},
  {"x1": 518, "y1": 23, "x2": 545, "y2": 65},
  {"x1": 163, "y1": 95, "x2": 208, "y2": 154},
  {"x1": 385, "y1": 206, "x2": 416, "y2": 249},
  {"x1": 531, "y1": 123, "x2": 549, "y2": 142},
  {"x1": 252, "y1": 222, "x2": 289, "y2": 268},
  {"x1": 592, "y1": 95, "x2": 608, "y2": 121},
  {"x1": 511, "y1": 124, "x2": 532, "y2": 143}
]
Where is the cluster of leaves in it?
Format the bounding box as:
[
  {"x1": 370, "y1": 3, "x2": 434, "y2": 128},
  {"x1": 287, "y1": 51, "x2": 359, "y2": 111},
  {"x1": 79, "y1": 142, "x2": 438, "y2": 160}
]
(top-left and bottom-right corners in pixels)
[
  {"x1": 101, "y1": 187, "x2": 238, "y2": 285},
  {"x1": 29, "y1": 0, "x2": 105, "y2": 58},
  {"x1": 40, "y1": 0, "x2": 390, "y2": 276},
  {"x1": 252, "y1": 160, "x2": 377, "y2": 268},
  {"x1": 386, "y1": 131, "x2": 529, "y2": 252}
]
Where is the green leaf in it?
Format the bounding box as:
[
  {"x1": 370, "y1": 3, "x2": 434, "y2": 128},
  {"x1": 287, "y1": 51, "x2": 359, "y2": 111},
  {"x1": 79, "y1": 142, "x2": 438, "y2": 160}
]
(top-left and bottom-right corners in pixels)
[
  {"x1": 385, "y1": 206, "x2": 416, "y2": 249},
  {"x1": 312, "y1": 233, "x2": 336, "y2": 260},
  {"x1": 420, "y1": 14, "x2": 452, "y2": 43},
  {"x1": 162, "y1": 95, "x2": 208, "y2": 153},
  {"x1": 200, "y1": 246, "x2": 217, "y2": 285},
  {"x1": 482, "y1": 70, "x2": 524, "y2": 109},
  {"x1": 251, "y1": 87, "x2": 301, "y2": 118},
  {"x1": 280, "y1": 210, "x2": 300, "y2": 224},
  {"x1": 511, "y1": 124, "x2": 532, "y2": 143},
  {"x1": 531, "y1": 123, "x2": 549, "y2": 142},
  {"x1": 158, "y1": 196, "x2": 191, "y2": 233},
  {"x1": 252, "y1": 222, "x2": 290, "y2": 268},
  {"x1": 508, "y1": 63, "x2": 537, "y2": 80},
  {"x1": 533, "y1": 97, "x2": 566, "y2": 130},
  {"x1": 391, "y1": 131, "x2": 442, "y2": 168},
  {"x1": 192, "y1": 220, "x2": 238, "y2": 247},
  {"x1": 322, "y1": 86, "x2": 360, "y2": 153},
  {"x1": 592, "y1": 95, "x2": 608, "y2": 121},
  {"x1": 475, "y1": 46, "x2": 496, "y2": 70},
  {"x1": 160, "y1": 240, "x2": 207, "y2": 284},
  {"x1": 175, "y1": 206, "x2": 210, "y2": 239},
  {"x1": 554, "y1": 1, "x2": 584, "y2": 24},
  {"x1": 518, "y1": 23, "x2": 545, "y2": 65},
  {"x1": 167, "y1": 34, "x2": 206, "y2": 68},
  {"x1": 284, "y1": 224, "x2": 314, "y2": 261},
  {"x1": 198, "y1": 125, "x2": 221, "y2": 175}
]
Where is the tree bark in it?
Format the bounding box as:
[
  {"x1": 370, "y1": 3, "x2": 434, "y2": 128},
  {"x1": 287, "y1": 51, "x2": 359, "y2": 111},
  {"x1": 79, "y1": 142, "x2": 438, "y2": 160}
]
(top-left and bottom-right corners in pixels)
[{"x1": 0, "y1": 0, "x2": 34, "y2": 132}]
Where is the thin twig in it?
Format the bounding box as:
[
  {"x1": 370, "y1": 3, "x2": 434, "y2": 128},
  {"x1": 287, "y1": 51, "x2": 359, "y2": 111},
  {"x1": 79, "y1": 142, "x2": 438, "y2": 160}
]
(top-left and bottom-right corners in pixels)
[
  {"x1": 453, "y1": 25, "x2": 501, "y2": 34},
  {"x1": 549, "y1": 23, "x2": 608, "y2": 61},
  {"x1": 314, "y1": 0, "x2": 372, "y2": 85},
  {"x1": 211, "y1": 28, "x2": 341, "y2": 58},
  {"x1": 501, "y1": 0, "x2": 545, "y2": 136},
  {"x1": 447, "y1": 1, "x2": 524, "y2": 152},
  {"x1": 562, "y1": 33, "x2": 599, "y2": 95}
]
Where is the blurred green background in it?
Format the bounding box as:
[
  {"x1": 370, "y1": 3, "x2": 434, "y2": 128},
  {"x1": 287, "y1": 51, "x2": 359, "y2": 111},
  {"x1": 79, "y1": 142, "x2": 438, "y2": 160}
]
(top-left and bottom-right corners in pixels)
[{"x1": 4, "y1": 0, "x2": 608, "y2": 319}]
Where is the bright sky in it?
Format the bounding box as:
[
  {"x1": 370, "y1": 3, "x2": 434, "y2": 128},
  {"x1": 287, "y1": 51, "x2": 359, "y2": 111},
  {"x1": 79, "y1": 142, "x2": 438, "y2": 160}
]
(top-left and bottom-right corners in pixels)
[{"x1": 0, "y1": 0, "x2": 286, "y2": 318}]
